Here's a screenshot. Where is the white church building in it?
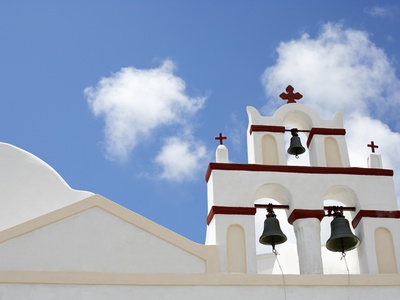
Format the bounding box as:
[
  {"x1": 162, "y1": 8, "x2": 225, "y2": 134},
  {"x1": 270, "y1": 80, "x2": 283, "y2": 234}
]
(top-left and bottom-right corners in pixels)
[{"x1": 0, "y1": 86, "x2": 399, "y2": 299}]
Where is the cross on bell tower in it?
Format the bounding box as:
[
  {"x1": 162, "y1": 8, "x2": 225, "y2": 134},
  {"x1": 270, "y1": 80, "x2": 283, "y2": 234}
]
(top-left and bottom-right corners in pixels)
[
  {"x1": 367, "y1": 141, "x2": 383, "y2": 168},
  {"x1": 214, "y1": 133, "x2": 229, "y2": 163},
  {"x1": 367, "y1": 141, "x2": 379, "y2": 153},
  {"x1": 279, "y1": 85, "x2": 303, "y2": 104},
  {"x1": 215, "y1": 133, "x2": 227, "y2": 145}
]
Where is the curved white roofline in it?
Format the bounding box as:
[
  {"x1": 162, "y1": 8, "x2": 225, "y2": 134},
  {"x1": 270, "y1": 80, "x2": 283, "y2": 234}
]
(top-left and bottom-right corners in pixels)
[
  {"x1": 247, "y1": 103, "x2": 344, "y2": 129},
  {"x1": 0, "y1": 142, "x2": 93, "y2": 231}
]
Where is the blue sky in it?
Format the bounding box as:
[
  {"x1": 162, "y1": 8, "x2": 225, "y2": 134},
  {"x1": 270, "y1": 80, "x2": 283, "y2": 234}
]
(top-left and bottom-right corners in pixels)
[{"x1": 1, "y1": 1, "x2": 400, "y2": 244}]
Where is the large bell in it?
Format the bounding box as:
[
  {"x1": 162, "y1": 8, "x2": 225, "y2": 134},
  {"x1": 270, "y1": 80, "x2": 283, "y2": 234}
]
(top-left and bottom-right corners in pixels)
[
  {"x1": 326, "y1": 215, "x2": 360, "y2": 253},
  {"x1": 287, "y1": 128, "x2": 306, "y2": 157},
  {"x1": 259, "y1": 214, "x2": 287, "y2": 250}
]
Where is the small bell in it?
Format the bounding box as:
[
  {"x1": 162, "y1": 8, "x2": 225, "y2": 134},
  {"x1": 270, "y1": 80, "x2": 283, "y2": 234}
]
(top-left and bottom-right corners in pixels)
[
  {"x1": 287, "y1": 128, "x2": 306, "y2": 158},
  {"x1": 326, "y1": 214, "x2": 360, "y2": 253},
  {"x1": 259, "y1": 207, "x2": 287, "y2": 251}
]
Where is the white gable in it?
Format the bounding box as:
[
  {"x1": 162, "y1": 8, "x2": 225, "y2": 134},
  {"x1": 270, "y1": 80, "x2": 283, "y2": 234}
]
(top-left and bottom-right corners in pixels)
[{"x1": 0, "y1": 196, "x2": 216, "y2": 274}]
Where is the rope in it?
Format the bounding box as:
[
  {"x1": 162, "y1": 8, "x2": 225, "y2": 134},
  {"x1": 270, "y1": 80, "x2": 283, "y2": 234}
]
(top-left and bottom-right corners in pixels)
[
  {"x1": 341, "y1": 252, "x2": 350, "y2": 274},
  {"x1": 341, "y1": 252, "x2": 350, "y2": 300},
  {"x1": 273, "y1": 249, "x2": 287, "y2": 300}
]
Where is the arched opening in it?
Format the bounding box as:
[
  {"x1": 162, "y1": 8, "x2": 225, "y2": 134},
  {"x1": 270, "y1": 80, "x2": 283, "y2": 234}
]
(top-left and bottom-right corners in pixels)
[
  {"x1": 255, "y1": 198, "x2": 298, "y2": 274},
  {"x1": 253, "y1": 184, "x2": 298, "y2": 274},
  {"x1": 324, "y1": 137, "x2": 343, "y2": 167},
  {"x1": 282, "y1": 110, "x2": 312, "y2": 166},
  {"x1": 321, "y1": 185, "x2": 360, "y2": 274},
  {"x1": 262, "y1": 134, "x2": 279, "y2": 165},
  {"x1": 226, "y1": 224, "x2": 247, "y2": 272},
  {"x1": 285, "y1": 130, "x2": 310, "y2": 166},
  {"x1": 321, "y1": 199, "x2": 360, "y2": 274},
  {"x1": 375, "y1": 227, "x2": 398, "y2": 273}
]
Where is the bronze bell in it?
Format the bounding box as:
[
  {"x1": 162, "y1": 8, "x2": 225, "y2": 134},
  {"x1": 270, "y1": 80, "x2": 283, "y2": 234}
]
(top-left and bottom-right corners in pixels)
[
  {"x1": 259, "y1": 210, "x2": 287, "y2": 251},
  {"x1": 287, "y1": 128, "x2": 306, "y2": 158},
  {"x1": 326, "y1": 215, "x2": 360, "y2": 253}
]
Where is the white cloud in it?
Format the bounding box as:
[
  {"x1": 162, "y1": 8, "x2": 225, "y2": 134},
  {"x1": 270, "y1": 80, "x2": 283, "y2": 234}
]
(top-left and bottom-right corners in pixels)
[
  {"x1": 85, "y1": 60, "x2": 208, "y2": 181},
  {"x1": 262, "y1": 23, "x2": 400, "y2": 200},
  {"x1": 366, "y1": 5, "x2": 391, "y2": 17},
  {"x1": 155, "y1": 136, "x2": 207, "y2": 182},
  {"x1": 365, "y1": 5, "x2": 399, "y2": 18},
  {"x1": 263, "y1": 23, "x2": 400, "y2": 121}
]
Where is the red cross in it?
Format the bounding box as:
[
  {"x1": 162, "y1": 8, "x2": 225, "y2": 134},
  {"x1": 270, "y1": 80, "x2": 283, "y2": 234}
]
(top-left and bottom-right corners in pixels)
[
  {"x1": 367, "y1": 141, "x2": 379, "y2": 153},
  {"x1": 279, "y1": 85, "x2": 303, "y2": 104},
  {"x1": 215, "y1": 133, "x2": 227, "y2": 145}
]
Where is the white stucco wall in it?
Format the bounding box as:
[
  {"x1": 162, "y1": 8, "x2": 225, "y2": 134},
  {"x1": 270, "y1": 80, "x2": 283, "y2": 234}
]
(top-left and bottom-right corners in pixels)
[
  {"x1": 0, "y1": 207, "x2": 207, "y2": 273},
  {"x1": 207, "y1": 169, "x2": 397, "y2": 211},
  {"x1": 206, "y1": 214, "x2": 257, "y2": 273}
]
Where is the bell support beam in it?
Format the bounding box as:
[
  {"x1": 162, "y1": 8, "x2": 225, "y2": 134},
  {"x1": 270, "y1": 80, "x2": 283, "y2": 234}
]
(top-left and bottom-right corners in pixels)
[
  {"x1": 324, "y1": 206, "x2": 356, "y2": 216},
  {"x1": 254, "y1": 204, "x2": 289, "y2": 210}
]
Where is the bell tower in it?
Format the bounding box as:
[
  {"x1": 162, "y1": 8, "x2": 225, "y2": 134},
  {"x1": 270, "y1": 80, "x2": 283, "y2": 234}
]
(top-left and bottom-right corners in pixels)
[{"x1": 205, "y1": 85, "x2": 400, "y2": 274}]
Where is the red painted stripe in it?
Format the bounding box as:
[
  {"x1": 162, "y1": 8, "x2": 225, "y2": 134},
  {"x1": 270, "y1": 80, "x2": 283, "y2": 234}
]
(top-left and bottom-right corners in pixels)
[
  {"x1": 306, "y1": 128, "x2": 346, "y2": 148},
  {"x1": 205, "y1": 163, "x2": 393, "y2": 182},
  {"x1": 352, "y1": 210, "x2": 400, "y2": 228},
  {"x1": 206, "y1": 206, "x2": 257, "y2": 225},
  {"x1": 249, "y1": 125, "x2": 286, "y2": 135},
  {"x1": 288, "y1": 209, "x2": 325, "y2": 224}
]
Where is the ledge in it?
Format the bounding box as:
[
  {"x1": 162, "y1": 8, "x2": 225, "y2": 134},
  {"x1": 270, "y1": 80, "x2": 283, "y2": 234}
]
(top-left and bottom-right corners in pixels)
[
  {"x1": 206, "y1": 163, "x2": 393, "y2": 182},
  {"x1": 0, "y1": 271, "x2": 399, "y2": 286},
  {"x1": 352, "y1": 210, "x2": 400, "y2": 228}
]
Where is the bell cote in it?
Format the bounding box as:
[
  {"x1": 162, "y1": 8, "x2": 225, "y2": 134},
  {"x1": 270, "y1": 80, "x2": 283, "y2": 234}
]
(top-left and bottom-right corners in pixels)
[{"x1": 247, "y1": 85, "x2": 350, "y2": 167}]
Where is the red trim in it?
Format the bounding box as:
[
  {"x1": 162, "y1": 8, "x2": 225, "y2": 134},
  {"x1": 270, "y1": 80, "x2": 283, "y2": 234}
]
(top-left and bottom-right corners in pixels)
[
  {"x1": 249, "y1": 125, "x2": 285, "y2": 135},
  {"x1": 352, "y1": 210, "x2": 400, "y2": 228},
  {"x1": 207, "y1": 207, "x2": 400, "y2": 228},
  {"x1": 288, "y1": 209, "x2": 325, "y2": 224},
  {"x1": 205, "y1": 162, "x2": 393, "y2": 182},
  {"x1": 206, "y1": 206, "x2": 257, "y2": 225},
  {"x1": 306, "y1": 128, "x2": 346, "y2": 148}
]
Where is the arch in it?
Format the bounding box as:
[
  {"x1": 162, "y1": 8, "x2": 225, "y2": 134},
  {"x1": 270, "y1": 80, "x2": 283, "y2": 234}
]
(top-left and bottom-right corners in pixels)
[
  {"x1": 282, "y1": 109, "x2": 314, "y2": 131},
  {"x1": 322, "y1": 187, "x2": 360, "y2": 274},
  {"x1": 247, "y1": 103, "x2": 338, "y2": 128},
  {"x1": 254, "y1": 184, "x2": 294, "y2": 256},
  {"x1": 262, "y1": 134, "x2": 279, "y2": 165},
  {"x1": 324, "y1": 185, "x2": 359, "y2": 208},
  {"x1": 324, "y1": 137, "x2": 343, "y2": 167},
  {"x1": 281, "y1": 110, "x2": 313, "y2": 167},
  {"x1": 375, "y1": 227, "x2": 398, "y2": 273},
  {"x1": 254, "y1": 183, "x2": 292, "y2": 206},
  {"x1": 226, "y1": 225, "x2": 247, "y2": 272}
]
